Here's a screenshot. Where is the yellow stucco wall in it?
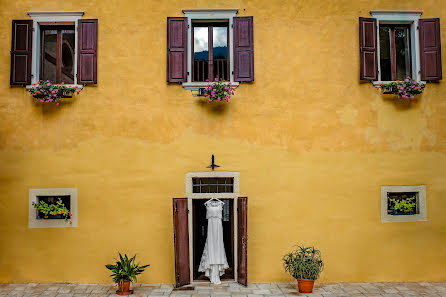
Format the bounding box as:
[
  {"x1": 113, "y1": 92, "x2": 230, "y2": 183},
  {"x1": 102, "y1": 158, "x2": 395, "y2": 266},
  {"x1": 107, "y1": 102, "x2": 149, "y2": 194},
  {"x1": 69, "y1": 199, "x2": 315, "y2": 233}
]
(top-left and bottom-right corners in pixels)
[{"x1": 0, "y1": 0, "x2": 445, "y2": 284}]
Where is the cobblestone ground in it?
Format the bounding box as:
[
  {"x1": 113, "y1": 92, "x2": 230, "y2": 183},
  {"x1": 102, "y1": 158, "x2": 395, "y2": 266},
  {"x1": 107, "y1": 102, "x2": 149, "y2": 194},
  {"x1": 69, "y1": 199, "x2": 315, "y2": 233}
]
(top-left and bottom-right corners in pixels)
[{"x1": 1, "y1": 282, "x2": 446, "y2": 297}]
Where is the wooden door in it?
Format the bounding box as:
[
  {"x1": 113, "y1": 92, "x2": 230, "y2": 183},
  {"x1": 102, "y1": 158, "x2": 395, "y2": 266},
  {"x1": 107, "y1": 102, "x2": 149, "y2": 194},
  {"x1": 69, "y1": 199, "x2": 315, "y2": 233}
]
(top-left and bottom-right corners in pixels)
[
  {"x1": 237, "y1": 197, "x2": 248, "y2": 286},
  {"x1": 173, "y1": 198, "x2": 190, "y2": 287}
]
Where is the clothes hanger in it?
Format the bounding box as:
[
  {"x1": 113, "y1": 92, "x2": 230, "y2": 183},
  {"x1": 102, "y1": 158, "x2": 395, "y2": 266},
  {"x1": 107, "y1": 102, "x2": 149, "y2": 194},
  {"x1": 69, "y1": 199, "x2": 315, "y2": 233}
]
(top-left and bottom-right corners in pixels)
[{"x1": 204, "y1": 197, "x2": 224, "y2": 206}]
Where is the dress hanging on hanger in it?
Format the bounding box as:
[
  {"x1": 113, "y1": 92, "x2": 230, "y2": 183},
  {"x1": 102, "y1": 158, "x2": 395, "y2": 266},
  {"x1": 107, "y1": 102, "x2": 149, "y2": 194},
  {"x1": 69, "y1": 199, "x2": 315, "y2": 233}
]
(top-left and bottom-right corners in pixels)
[{"x1": 198, "y1": 198, "x2": 228, "y2": 284}]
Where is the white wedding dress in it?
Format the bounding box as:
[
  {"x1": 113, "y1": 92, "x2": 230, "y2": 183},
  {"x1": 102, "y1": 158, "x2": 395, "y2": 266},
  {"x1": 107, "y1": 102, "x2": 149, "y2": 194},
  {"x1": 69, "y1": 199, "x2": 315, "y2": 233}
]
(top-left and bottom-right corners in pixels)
[{"x1": 198, "y1": 201, "x2": 229, "y2": 284}]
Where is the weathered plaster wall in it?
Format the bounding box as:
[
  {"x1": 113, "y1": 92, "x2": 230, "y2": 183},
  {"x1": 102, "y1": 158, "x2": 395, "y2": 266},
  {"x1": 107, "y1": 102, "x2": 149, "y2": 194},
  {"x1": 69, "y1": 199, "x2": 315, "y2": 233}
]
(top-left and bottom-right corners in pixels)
[{"x1": 0, "y1": 0, "x2": 445, "y2": 283}]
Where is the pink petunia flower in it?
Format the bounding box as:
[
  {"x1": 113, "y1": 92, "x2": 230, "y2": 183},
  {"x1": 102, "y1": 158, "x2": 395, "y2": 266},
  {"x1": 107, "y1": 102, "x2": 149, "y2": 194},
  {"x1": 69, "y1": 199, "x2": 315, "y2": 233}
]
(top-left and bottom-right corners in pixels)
[
  {"x1": 56, "y1": 103, "x2": 60, "y2": 106},
  {"x1": 40, "y1": 100, "x2": 44, "y2": 103},
  {"x1": 410, "y1": 96, "x2": 414, "y2": 99}
]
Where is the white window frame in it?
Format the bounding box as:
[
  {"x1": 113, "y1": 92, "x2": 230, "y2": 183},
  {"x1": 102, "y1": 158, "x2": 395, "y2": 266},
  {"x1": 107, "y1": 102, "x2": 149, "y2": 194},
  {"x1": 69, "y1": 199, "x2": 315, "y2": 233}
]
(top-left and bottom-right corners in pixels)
[
  {"x1": 185, "y1": 171, "x2": 240, "y2": 282},
  {"x1": 26, "y1": 11, "x2": 84, "y2": 89},
  {"x1": 28, "y1": 188, "x2": 78, "y2": 228},
  {"x1": 381, "y1": 185, "x2": 426, "y2": 223},
  {"x1": 370, "y1": 10, "x2": 424, "y2": 84},
  {"x1": 181, "y1": 9, "x2": 240, "y2": 89}
]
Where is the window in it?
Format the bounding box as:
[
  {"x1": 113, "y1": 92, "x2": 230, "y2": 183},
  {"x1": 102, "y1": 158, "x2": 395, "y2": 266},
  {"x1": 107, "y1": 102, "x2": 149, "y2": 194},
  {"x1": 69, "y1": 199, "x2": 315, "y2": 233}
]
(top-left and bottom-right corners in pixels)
[
  {"x1": 166, "y1": 9, "x2": 254, "y2": 88},
  {"x1": 192, "y1": 177, "x2": 234, "y2": 193},
  {"x1": 360, "y1": 11, "x2": 442, "y2": 82},
  {"x1": 29, "y1": 188, "x2": 78, "y2": 228},
  {"x1": 10, "y1": 12, "x2": 98, "y2": 87},
  {"x1": 40, "y1": 26, "x2": 75, "y2": 84},
  {"x1": 193, "y1": 22, "x2": 229, "y2": 82},
  {"x1": 379, "y1": 25, "x2": 411, "y2": 81},
  {"x1": 381, "y1": 185, "x2": 426, "y2": 222}
]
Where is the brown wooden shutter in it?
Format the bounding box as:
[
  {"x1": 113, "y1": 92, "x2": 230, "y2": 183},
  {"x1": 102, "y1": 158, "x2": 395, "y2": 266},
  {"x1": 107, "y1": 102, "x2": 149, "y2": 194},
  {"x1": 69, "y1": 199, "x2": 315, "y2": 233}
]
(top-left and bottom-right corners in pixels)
[
  {"x1": 167, "y1": 17, "x2": 188, "y2": 83},
  {"x1": 77, "y1": 19, "x2": 98, "y2": 85},
  {"x1": 233, "y1": 17, "x2": 254, "y2": 82},
  {"x1": 237, "y1": 197, "x2": 248, "y2": 286},
  {"x1": 10, "y1": 20, "x2": 32, "y2": 86},
  {"x1": 419, "y1": 18, "x2": 442, "y2": 81},
  {"x1": 173, "y1": 198, "x2": 190, "y2": 288},
  {"x1": 359, "y1": 17, "x2": 378, "y2": 81}
]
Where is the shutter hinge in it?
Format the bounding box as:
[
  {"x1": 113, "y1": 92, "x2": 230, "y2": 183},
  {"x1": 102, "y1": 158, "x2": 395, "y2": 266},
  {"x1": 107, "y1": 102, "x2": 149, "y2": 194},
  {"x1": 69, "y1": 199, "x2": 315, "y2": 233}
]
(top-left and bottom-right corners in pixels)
[
  {"x1": 231, "y1": 24, "x2": 233, "y2": 28},
  {"x1": 187, "y1": 71, "x2": 189, "y2": 77},
  {"x1": 188, "y1": 24, "x2": 190, "y2": 28},
  {"x1": 417, "y1": 26, "x2": 419, "y2": 30},
  {"x1": 232, "y1": 71, "x2": 234, "y2": 75},
  {"x1": 32, "y1": 27, "x2": 35, "y2": 32},
  {"x1": 176, "y1": 273, "x2": 180, "y2": 286}
]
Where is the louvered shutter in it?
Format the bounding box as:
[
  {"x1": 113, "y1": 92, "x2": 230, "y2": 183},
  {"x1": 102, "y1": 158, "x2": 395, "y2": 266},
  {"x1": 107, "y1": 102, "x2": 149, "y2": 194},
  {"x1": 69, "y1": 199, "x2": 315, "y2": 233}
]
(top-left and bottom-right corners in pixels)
[
  {"x1": 419, "y1": 18, "x2": 442, "y2": 81},
  {"x1": 359, "y1": 17, "x2": 378, "y2": 81},
  {"x1": 77, "y1": 19, "x2": 98, "y2": 85},
  {"x1": 233, "y1": 17, "x2": 254, "y2": 82},
  {"x1": 173, "y1": 198, "x2": 190, "y2": 287},
  {"x1": 10, "y1": 20, "x2": 33, "y2": 86},
  {"x1": 237, "y1": 197, "x2": 248, "y2": 286},
  {"x1": 167, "y1": 17, "x2": 188, "y2": 83}
]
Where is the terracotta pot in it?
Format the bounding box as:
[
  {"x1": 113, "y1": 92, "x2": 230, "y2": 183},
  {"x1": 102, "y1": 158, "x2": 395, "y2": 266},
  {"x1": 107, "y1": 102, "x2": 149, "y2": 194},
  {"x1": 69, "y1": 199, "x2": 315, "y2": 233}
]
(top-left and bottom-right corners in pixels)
[
  {"x1": 116, "y1": 281, "x2": 133, "y2": 295},
  {"x1": 297, "y1": 279, "x2": 315, "y2": 293}
]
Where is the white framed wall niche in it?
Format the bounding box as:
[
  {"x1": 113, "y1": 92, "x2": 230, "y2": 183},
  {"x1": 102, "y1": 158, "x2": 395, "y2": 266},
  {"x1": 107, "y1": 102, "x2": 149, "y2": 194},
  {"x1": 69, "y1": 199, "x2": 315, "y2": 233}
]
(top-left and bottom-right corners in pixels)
[{"x1": 29, "y1": 188, "x2": 78, "y2": 228}]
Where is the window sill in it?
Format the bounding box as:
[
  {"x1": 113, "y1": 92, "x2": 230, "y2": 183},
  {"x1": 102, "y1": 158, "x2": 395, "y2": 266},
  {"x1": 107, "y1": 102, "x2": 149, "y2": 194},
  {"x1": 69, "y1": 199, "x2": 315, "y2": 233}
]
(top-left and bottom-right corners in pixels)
[
  {"x1": 182, "y1": 81, "x2": 239, "y2": 90},
  {"x1": 372, "y1": 81, "x2": 426, "y2": 86},
  {"x1": 26, "y1": 84, "x2": 84, "y2": 90}
]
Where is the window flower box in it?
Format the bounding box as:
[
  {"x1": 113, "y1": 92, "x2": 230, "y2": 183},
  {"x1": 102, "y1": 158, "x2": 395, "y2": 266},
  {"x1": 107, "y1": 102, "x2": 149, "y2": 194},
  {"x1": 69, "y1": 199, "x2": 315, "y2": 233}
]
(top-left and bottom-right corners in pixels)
[
  {"x1": 376, "y1": 77, "x2": 425, "y2": 99},
  {"x1": 28, "y1": 80, "x2": 81, "y2": 105}
]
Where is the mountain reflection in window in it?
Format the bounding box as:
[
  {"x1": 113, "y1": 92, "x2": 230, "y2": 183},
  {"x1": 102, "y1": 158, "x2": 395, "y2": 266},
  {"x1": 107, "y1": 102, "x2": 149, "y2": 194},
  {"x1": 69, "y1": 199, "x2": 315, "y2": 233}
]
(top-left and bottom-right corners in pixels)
[{"x1": 193, "y1": 23, "x2": 229, "y2": 82}]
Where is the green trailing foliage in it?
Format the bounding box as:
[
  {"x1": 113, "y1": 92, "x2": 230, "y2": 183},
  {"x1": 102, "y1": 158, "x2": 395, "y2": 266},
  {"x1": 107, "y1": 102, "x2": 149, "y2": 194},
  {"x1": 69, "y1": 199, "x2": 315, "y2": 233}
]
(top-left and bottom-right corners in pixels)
[
  {"x1": 105, "y1": 253, "x2": 150, "y2": 284},
  {"x1": 389, "y1": 196, "x2": 416, "y2": 213},
  {"x1": 282, "y1": 245, "x2": 324, "y2": 281},
  {"x1": 32, "y1": 198, "x2": 71, "y2": 221}
]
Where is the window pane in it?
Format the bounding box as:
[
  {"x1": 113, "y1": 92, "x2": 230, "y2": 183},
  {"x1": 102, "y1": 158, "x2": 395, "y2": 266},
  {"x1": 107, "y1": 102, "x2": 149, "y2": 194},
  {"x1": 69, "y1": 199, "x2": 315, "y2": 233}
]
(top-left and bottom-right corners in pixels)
[
  {"x1": 61, "y1": 29, "x2": 75, "y2": 84},
  {"x1": 379, "y1": 27, "x2": 391, "y2": 81},
  {"x1": 213, "y1": 27, "x2": 228, "y2": 81},
  {"x1": 193, "y1": 27, "x2": 208, "y2": 81},
  {"x1": 395, "y1": 27, "x2": 411, "y2": 81},
  {"x1": 42, "y1": 30, "x2": 58, "y2": 83}
]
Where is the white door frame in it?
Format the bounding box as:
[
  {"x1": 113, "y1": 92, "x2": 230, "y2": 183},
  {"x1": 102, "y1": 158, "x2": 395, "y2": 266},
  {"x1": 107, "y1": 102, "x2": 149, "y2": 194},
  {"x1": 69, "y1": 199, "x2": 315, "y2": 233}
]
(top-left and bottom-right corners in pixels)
[{"x1": 185, "y1": 171, "x2": 240, "y2": 283}]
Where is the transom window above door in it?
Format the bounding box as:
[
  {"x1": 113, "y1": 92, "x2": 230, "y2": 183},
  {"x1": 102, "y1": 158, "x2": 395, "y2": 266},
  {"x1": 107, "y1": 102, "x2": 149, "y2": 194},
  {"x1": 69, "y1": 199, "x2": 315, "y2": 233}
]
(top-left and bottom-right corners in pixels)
[{"x1": 193, "y1": 21, "x2": 229, "y2": 82}]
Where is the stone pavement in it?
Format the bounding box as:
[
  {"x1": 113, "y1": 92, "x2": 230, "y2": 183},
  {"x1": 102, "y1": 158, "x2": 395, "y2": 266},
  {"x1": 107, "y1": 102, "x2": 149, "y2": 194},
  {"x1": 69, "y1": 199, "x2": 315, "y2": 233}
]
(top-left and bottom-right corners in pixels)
[{"x1": 1, "y1": 282, "x2": 446, "y2": 297}]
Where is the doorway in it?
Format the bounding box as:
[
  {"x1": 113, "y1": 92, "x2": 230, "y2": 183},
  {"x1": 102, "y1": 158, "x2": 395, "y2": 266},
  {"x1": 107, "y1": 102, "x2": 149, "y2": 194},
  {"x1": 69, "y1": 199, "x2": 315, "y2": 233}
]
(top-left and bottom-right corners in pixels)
[{"x1": 193, "y1": 198, "x2": 234, "y2": 281}]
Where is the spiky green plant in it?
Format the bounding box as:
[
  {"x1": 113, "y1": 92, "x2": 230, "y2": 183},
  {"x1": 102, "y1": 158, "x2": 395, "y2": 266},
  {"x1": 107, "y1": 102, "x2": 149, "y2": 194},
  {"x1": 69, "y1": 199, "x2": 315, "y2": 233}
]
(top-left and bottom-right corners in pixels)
[
  {"x1": 282, "y1": 245, "x2": 324, "y2": 280},
  {"x1": 105, "y1": 253, "x2": 150, "y2": 283}
]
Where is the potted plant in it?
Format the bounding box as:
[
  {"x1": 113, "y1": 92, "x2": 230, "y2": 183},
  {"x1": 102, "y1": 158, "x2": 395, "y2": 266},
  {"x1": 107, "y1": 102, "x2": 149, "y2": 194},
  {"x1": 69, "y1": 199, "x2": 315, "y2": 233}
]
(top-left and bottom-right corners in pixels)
[
  {"x1": 376, "y1": 76, "x2": 425, "y2": 99},
  {"x1": 282, "y1": 245, "x2": 324, "y2": 293},
  {"x1": 105, "y1": 253, "x2": 150, "y2": 295},
  {"x1": 32, "y1": 198, "x2": 72, "y2": 221},
  {"x1": 28, "y1": 80, "x2": 81, "y2": 105},
  {"x1": 202, "y1": 80, "x2": 238, "y2": 104}
]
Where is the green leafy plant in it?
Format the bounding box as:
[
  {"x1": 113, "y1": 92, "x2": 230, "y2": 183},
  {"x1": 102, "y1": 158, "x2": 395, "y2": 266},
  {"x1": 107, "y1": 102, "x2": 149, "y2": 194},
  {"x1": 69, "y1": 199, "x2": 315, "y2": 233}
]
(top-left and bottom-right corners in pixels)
[
  {"x1": 32, "y1": 198, "x2": 71, "y2": 221},
  {"x1": 376, "y1": 76, "x2": 425, "y2": 99},
  {"x1": 282, "y1": 245, "x2": 324, "y2": 280},
  {"x1": 105, "y1": 253, "x2": 150, "y2": 284},
  {"x1": 389, "y1": 196, "x2": 416, "y2": 213},
  {"x1": 28, "y1": 80, "x2": 81, "y2": 105},
  {"x1": 203, "y1": 80, "x2": 237, "y2": 103}
]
